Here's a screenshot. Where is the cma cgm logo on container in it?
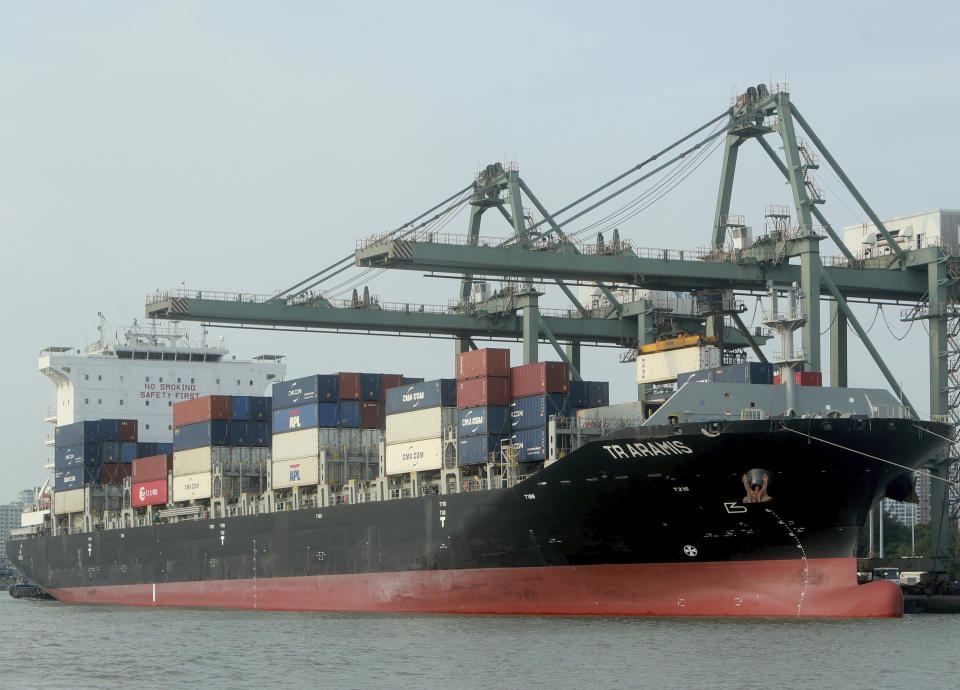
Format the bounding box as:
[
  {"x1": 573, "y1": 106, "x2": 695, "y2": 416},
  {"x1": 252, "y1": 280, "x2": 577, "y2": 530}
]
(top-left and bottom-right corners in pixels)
[
  {"x1": 287, "y1": 387, "x2": 302, "y2": 399},
  {"x1": 402, "y1": 449, "x2": 425, "y2": 461},
  {"x1": 184, "y1": 480, "x2": 201, "y2": 491},
  {"x1": 63, "y1": 473, "x2": 78, "y2": 483},
  {"x1": 288, "y1": 463, "x2": 301, "y2": 482},
  {"x1": 138, "y1": 486, "x2": 160, "y2": 501},
  {"x1": 402, "y1": 391, "x2": 425, "y2": 403},
  {"x1": 461, "y1": 415, "x2": 484, "y2": 427},
  {"x1": 602, "y1": 440, "x2": 693, "y2": 459}
]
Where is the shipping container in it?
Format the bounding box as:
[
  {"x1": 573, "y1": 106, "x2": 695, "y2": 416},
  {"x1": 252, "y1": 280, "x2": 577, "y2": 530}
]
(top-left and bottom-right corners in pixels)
[
  {"x1": 173, "y1": 446, "x2": 231, "y2": 477},
  {"x1": 457, "y1": 433, "x2": 506, "y2": 465},
  {"x1": 271, "y1": 403, "x2": 338, "y2": 435},
  {"x1": 457, "y1": 376, "x2": 511, "y2": 409},
  {"x1": 360, "y1": 373, "x2": 382, "y2": 401},
  {"x1": 231, "y1": 395, "x2": 251, "y2": 420},
  {"x1": 250, "y1": 421, "x2": 270, "y2": 447},
  {"x1": 156, "y1": 442, "x2": 173, "y2": 455},
  {"x1": 101, "y1": 441, "x2": 121, "y2": 464},
  {"x1": 120, "y1": 441, "x2": 138, "y2": 463},
  {"x1": 53, "y1": 487, "x2": 85, "y2": 514},
  {"x1": 132, "y1": 479, "x2": 168, "y2": 507},
  {"x1": 99, "y1": 419, "x2": 138, "y2": 442},
  {"x1": 54, "y1": 442, "x2": 101, "y2": 469},
  {"x1": 381, "y1": 374, "x2": 404, "y2": 397},
  {"x1": 173, "y1": 395, "x2": 231, "y2": 427},
  {"x1": 360, "y1": 401, "x2": 384, "y2": 429},
  {"x1": 132, "y1": 454, "x2": 173, "y2": 483},
  {"x1": 512, "y1": 427, "x2": 548, "y2": 462},
  {"x1": 677, "y1": 368, "x2": 713, "y2": 386},
  {"x1": 713, "y1": 362, "x2": 775, "y2": 385},
  {"x1": 384, "y1": 407, "x2": 457, "y2": 445},
  {"x1": 586, "y1": 381, "x2": 610, "y2": 407},
  {"x1": 272, "y1": 428, "x2": 368, "y2": 461},
  {"x1": 772, "y1": 371, "x2": 823, "y2": 387},
  {"x1": 101, "y1": 463, "x2": 132, "y2": 485},
  {"x1": 272, "y1": 375, "x2": 339, "y2": 409},
  {"x1": 338, "y1": 372, "x2": 362, "y2": 400},
  {"x1": 510, "y1": 394, "x2": 569, "y2": 430},
  {"x1": 55, "y1": 465, "x2": 102, "y2": 491},
  {"x1": 361, "y1": 428, "x2": 382, "y2": 450},
  {"x1": 385, "y1": 437, "x2": 444, "y2": 474},
  {"x1": 567, "y1": 380, "x2": 590, "y2": 408},
  {"x1": 54, "y1": 421, "x2": 100, "y2": 447},
  {"x1": 511, "y1": 362, "x2": 570, "y2": 398},
  {"x1": 385, "y1": 379, "x2": 457, "y2": 414},
  {"x1": 227, "y1": 421, "x2": 250, "y2": 446},
  {"x1": 402, "y1": 377, "x2": 425, "y2": 385},
  {"x1": 250, "y1": 396, "x2": 271, "y2": 420},
  {"x1": 457, "y1": 405, "x2": 510, "y2": 436},
  {"x1": 271, "y1": 457, "x2": 320, "y2": 489},
  {"x1": 172, "y1": 472, "x2": 212, "y2": 502},
  {"x1": 136, "y1": 441, "x2": 158, "y2": 458},
  {"x1": 339, "y1": 400, "x2": 361, "y2": 428},
  {"x1": 457, "y1": 348, "x2": 511, "y2": 380},
  {"x1": 637, "y1": 345, "x2": 721, "y2": 384},
  {"x1": 172, "y1": 420, "x2": 230, "y2": 451}
]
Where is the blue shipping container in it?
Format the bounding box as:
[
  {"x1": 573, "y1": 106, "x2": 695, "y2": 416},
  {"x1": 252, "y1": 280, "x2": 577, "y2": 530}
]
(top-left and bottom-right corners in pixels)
[
  {"x1": 120, "y1": 442, "x2": 138, "y2": 463},
  {"x1": 458, "y1": 406, "x2": 510, "y2": 436},
  {"x1": 172, "y1": 420, "x2": 230, "y2": 451},
  {"x1": 360, "y1": 373, "x2": 382, "y2": 402},
  {"x1": 568, "y1": 380, "x2": 590, "y2": 408},
  {"x1": 251, "y1": 421, "x2": 270, "y2": 447},
  {"x1": 228, "y1": 421, "x2": 251, "y2": 446},
  {"x1": 155, "y1": 442, "x2": 173, "y2": 455},
  {"x1": 457, "y1": 434, "x2": 506, "y2": 465},
  {"x1": 136, "y1": 442, "x2": 157, "y2": 458},
  {"x1": 54, "y1": 421, "x2": 100, "y2": 448},
  {"x1": 402, "y1": 377, "x2": 425, "y2": 385},
  {"x1": 54, "y1": 443, "x2": 101, "y2": 469},
  {"x1": 250, "y1": 397, "x2": 271, "y2": 420},
  {"x1": 338, "y1": 400, "x2": 361, "y2": 428},
  {"x1": 231, "y1": 396, "x2": 251, "y2": 420},
  {"x1": 55, "y1": 465, "x2": 102, "y2": 492},
  {"x1": 272, "y1": 375, "x2": 339, "y2": 409},
  {"x1": 713, "y1": 362, "x2": 775, "y2": 385},
  {"x1": 385, "y1": 379, "x2": 457, "y2": 414},
  {"x1": 510, "y1": 394, "x2": 569, "y2": 430},
  {"x1": 512, "y1": 427, "x2": 548, "y2": 462},
  {"x1": 587, "y1": 381, "x2": 610, "y2": 407},
  {"x1": 677, "y1": 368, "x2": 713, "y2": 386},
  {"x1": 101, "y1": 441, "x2": 120, "y2": 463},
  {"x1": 272, "y1": 403, "x2": 338, "y2": 435}
]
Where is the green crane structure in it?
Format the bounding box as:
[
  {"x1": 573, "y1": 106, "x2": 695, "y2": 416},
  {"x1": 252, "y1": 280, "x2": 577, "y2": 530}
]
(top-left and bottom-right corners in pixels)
[{"x1": 145, "y1": 86, "x2": 958, "y2": 571}]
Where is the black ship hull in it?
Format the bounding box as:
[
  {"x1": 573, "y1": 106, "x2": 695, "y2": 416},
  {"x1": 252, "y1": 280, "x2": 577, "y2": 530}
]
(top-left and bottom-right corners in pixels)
[{"x1": 14, "y1": 418, "x2": 949, "y2": 617}]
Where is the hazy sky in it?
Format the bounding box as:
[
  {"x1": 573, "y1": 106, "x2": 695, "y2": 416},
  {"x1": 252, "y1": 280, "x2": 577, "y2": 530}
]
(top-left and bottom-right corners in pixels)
[{"x1": 2, "y1": 1, "x2": 957, "y2": 496}]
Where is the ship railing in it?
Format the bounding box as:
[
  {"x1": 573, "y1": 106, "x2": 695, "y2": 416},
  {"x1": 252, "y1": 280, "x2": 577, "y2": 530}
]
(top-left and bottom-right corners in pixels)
[
  {"x1": 871, "y1": 404, "x2": 913, "y2": 420},
  {"x1": 461, "y1": 479, "x2": 487, "y2": 492},
  {"x1": 741, "y1": 408, "x2": 767, "y2": 420},
  {"x1": 932, "y1": 414, "x2": 951, "y2": 424}
]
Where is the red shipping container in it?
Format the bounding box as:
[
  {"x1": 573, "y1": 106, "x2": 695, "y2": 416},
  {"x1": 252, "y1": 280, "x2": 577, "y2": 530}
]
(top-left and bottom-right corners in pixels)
[
  {"x1": 117, "y1": 419, "x2": 138, "y2": 441},
  {"x1": 132, "y1": 454, "x2": 173, "y2": 483},
  {"x1": 101, "y1": 463, "x2": 132, "y2": 485},
  {"x1": 511, "y1": 362, "x2": 569, "y2": 398},
  {"x1": 457, "y1": 348, "x2": 511, "y2": 380},
  {"x1": 457, "y1": 376, "x2": 511, "y2": 409},
  {"x1": 381, "y1": 374, "x2": 404, "y2": 398},
  {"x1": 797, "y1": 371, "x2": 822, "y2": 387},
  {"x1": 360, "y1": 401, "x2": 384, "y2": 429},
  {"x1": 132, "y1": 479, "x2": 168, "y2": 508},
  {"x1": 338, "y1": 372, "x2": 362, "y2": 400},
  {"x1": 173, "y1": 395, "x2": 231, "y2": 427}
]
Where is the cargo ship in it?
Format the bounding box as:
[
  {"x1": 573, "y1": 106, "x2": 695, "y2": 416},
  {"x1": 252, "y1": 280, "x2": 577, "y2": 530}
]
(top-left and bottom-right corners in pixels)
[{"x1": 10, "y1": 348, "x2": 951, "y2": 618}]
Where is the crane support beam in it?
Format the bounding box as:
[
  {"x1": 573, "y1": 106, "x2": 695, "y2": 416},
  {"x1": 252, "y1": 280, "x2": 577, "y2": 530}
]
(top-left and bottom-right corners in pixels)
[{"x1": 356, "y1": 240, "x2": 932, "y2": 300}]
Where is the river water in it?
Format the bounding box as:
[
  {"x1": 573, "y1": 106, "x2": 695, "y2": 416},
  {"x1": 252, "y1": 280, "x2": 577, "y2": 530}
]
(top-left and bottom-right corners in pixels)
[{"x1": 1, "y1": 596, "x2": 956, "y2": 689}]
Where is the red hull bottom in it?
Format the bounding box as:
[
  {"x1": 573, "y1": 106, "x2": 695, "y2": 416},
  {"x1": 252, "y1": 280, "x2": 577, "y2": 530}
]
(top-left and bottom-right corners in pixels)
[{"x1": 47, "y1": 557, "x2": 903, "y2": 618}]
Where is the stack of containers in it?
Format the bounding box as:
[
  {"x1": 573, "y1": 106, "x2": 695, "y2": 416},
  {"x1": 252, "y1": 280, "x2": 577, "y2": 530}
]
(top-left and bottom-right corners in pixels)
[
  {"x1": 384, "y1": 379, "x2": 457, "y2": 475},
  {"x1": 510, "y1": 362, "x2": 570, "y2": 463},
  {"x1": 172, "y1": 395, "x2": 271, "y2": 502},
  {"x1": 455, "y1": 349, "x2": 512, "y2": 466},
  {"x1": 566, "y1": 380, "x2": 611, "y2": 417},
  {"x1": 54, "y1": 419, "x2": 140, "y2": 513},
  {"x1": 272, "y1": 374, "x2": 341, "y2": 488},
  {"x1": 131, "y1": 453, "x2": 173, "y2": 508}
]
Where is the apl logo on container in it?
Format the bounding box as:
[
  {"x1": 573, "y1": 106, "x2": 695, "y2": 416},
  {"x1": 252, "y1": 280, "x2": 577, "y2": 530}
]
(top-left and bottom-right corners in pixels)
[
  {"x1": 287, "y1": 412, "x2": 301, "y2": 430},
  {"x1": 288, "y1": 463, "x2": 301, "y2": 482}
]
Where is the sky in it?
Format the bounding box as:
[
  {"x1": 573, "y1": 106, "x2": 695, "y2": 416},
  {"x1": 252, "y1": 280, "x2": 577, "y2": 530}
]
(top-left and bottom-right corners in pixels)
[{"x1": 1, "y1": 0, "x2": 957, "y2": 497}]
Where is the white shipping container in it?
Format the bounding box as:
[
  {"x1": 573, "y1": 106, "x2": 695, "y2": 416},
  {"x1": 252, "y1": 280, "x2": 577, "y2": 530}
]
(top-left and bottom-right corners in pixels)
[
  {"x1": 20, "y1": 510, "x2": 46, "y2": 527},
  {"x1": 385, "y1": 407, "x2": 457, "y2": 445},
  {"x1": 173, "y1": 472, "x2": 213, "y2": 501},
  {"x1": 385, "y1": 437, "x2": 444, "y2": 474},
  {"x1": 53, "y1": 488, "x2": 85, "y2": 514},
  {"x1": 173, "y1": 447, "x2": 231, "y2": 477},
  {"x1": 272, "y1": 428, "x2": 322, "y2": 461},
  {"x1": 272, "y1": 456, "x2": 321, "y2": 489},
  {"x1": 637, "y1": 345, "x2": 720, "y2": 384}
]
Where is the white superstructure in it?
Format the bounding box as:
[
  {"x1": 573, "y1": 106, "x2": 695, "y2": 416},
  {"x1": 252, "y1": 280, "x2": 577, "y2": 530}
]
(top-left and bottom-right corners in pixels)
[
  {"x1": 842, "y1": 209, "x2": 960, "y2": 258},
  {"x1": 38, "y1": 317, "x2": 286, "y2": 447}
]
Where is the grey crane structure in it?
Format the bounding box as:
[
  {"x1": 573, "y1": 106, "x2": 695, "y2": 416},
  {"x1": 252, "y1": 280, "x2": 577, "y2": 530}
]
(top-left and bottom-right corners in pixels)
[{"x1": 145, "y1": 86, "x2": 958, "y2": 571}]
